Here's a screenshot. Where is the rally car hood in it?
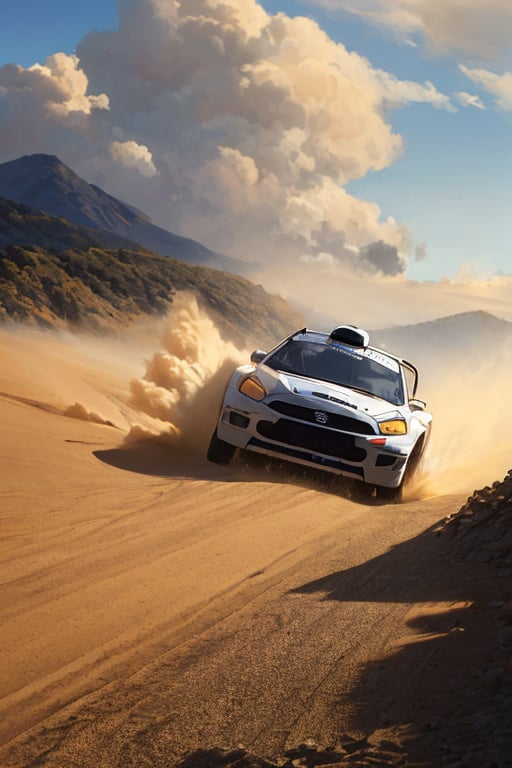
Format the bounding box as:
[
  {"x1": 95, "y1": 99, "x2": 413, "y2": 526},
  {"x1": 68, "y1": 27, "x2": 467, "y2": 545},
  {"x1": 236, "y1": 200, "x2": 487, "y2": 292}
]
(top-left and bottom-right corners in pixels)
[{"x1": 256, "y1": 366, "x2": 403, "y2": 419}]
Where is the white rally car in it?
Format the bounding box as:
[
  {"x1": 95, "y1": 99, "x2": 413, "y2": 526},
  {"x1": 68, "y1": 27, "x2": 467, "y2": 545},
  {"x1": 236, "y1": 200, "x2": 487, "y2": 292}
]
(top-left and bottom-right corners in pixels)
[{"x1": 207, "y1": 325, "x2": 432, "y2": 499}]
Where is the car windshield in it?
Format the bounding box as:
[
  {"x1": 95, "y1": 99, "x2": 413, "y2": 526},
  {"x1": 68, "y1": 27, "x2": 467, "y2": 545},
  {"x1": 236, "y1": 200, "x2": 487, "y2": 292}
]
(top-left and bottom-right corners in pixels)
[{"x1": 265, "y1": 338, "x2": 405, "y2": 406}]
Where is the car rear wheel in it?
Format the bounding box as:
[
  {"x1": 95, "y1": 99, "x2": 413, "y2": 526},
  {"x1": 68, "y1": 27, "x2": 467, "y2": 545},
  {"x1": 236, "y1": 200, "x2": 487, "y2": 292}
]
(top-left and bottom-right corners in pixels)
[{"x1": 207, "y1": 430, "x2": 236, "y2": 465}]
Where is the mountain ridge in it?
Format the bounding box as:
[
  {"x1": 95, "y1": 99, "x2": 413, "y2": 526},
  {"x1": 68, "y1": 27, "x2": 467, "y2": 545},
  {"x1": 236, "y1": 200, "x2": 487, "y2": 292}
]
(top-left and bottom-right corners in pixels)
[
  {"x1": 0, "y1": 154, "x2": 241, "y2": 272},
  {"x1": 372, "y1": 308, "x2": 512, "y2": 354}
]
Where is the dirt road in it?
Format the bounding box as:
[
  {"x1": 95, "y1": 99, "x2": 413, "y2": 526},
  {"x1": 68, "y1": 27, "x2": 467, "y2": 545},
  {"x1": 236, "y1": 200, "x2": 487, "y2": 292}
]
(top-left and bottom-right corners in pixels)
[{"x1": 0, "y1": 324, "x2": 505, "y2": 767}]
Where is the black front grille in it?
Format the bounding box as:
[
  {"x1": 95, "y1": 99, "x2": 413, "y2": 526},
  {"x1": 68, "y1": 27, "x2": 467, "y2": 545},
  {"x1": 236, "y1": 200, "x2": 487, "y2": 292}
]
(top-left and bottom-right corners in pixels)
[
  {"x1": 268, "y1": 400, "x2": 376, "y2": 435},
  {"x1": 256, "y1": 419, "x2": 367, "y2": 462}
]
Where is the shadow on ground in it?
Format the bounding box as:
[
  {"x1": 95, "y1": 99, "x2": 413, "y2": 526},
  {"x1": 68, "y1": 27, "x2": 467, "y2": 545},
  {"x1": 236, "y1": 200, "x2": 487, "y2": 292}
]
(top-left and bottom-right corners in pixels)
[
  {"x1": 176, "y1": 525, "x2": 511, "y2": 767},
  {"x1": 92, "y1": 442, "x2": 392, "y2": 506},
  {"x1": 287, "y1": 526, "x2": 512, "y2": 767}
]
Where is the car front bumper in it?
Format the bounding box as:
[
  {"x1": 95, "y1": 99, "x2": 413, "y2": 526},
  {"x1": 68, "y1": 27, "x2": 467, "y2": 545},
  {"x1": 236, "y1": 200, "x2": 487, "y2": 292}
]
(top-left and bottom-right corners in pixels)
[{"x1": 216, "y1": 387, "x2": 416, "y2": 488}]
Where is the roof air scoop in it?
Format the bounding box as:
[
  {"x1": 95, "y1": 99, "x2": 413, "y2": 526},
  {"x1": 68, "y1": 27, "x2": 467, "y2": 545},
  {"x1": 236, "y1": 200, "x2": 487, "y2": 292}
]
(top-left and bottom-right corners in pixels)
[{"x1": 329, "y1": 325, "x2": 369, "y2": 348}]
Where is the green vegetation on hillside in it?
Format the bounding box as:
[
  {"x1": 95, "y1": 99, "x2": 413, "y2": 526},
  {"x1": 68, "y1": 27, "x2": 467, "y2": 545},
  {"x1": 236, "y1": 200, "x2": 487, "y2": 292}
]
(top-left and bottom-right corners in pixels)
[
  {"x1": 0, "y1": 198, "x2": 303, "y2": 347},
  {"x1": 0, "y1": 196, "x2": 136, "y2": 252}
]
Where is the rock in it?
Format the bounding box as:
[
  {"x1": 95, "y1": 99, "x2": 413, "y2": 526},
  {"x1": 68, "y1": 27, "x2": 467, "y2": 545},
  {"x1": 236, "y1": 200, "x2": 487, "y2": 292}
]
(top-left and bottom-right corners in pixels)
[{"x1": 481, "y1": 667, "x2": 504, "y2": 685}]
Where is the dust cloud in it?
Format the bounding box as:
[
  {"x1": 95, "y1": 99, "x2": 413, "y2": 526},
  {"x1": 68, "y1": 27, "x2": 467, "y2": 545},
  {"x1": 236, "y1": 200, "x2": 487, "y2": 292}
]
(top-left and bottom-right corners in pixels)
[
  {"x1": 126, "y1": 294, "x2": 246, "y2": 455},
  {"x1": 64, "y1": 402, "x2": 117, "y2": 427},
  {"x1": 0, "y1": 322, "x2": 146, "y2": 431},
  {"x1": 0, "y1": 296, "x2": 247, "y2": 460},
  {"x1": 407, "y1": 344, "x2": 512, "y2": 497}
]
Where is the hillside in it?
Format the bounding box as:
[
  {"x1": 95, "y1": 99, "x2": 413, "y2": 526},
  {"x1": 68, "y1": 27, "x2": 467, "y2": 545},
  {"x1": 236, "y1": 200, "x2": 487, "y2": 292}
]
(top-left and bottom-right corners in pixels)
[
  {"x1": 0, "y1": 154, "x2": 241, "y2": 273},
  {"x1": 0, "y1": 197, "x2": 303, "y2": 348},
  {"x1": 0, "y1": 195, "x2": 144, "y2": 253},
  {"x1": 371, "y1": 310, "x2": 512, "y2": 374}
]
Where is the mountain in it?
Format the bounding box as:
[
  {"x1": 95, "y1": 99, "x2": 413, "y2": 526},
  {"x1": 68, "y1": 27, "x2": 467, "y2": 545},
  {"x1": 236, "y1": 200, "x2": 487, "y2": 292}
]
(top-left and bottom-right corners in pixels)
[
  {"x1": 0, "y1": 154, "x2": 241, "y2": 272},
  {"x1": 371, "y1": 310, "x2": 512, "y2": 362},
  {"x1": 0, "y1": 196, "x2": 145, "y2": 253},
  {"x1": 0, "y1": 197, "x2": 304, "y2": 347},
  {"x1": 370, "y1": 310, "x2": 512, "y2": 399}
]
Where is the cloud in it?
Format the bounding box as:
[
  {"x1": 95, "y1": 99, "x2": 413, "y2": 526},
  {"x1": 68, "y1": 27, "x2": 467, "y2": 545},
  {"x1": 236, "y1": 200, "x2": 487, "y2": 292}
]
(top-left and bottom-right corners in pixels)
[
  {"x1": 313, "y1": 0, "x2": 512, "y2": 60},
  {"x1": 110, "y1": 140, "x2": 158, "y2": 177},
  {"x1": 455, "y1": 91, "x2": 486, "y2": 110},
  {"x1": 0, "y1": 53, "x2": 108, "y2": 118},
  {"x1": 460, "y1": 65, "x2": 512, "y2": 111},
  {"x1": 0, "y1": 53, "x2": 108, "y2": 160},
  {"x1": 0, "y1": 0, "x2": 452, "y2": 276},
  {"x1": 32, "y1": 53, "x2": 110, "y2": 116},
  {"x1": 375, "y1": 70, "x2": 454, "y2": 110},
  {"x1": 360, "y1": 240, "x2": 404, "y2": 275},
  {"x1": 415, "y1": 241, "x2": 428, "y2": 261}
]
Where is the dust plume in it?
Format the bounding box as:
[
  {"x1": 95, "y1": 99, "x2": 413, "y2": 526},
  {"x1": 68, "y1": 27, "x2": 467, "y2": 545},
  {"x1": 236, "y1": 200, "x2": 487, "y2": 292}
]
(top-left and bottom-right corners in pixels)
[
  {"x1": 0, "y1": 303, "x2": 246, "y2": 461},
  {"x1": 401, "y1": 337, "x2": 512, "y2": 497},
  {"x1": 426, "y1": 376, "x2": 512, "y2": 496},
  {"x1": 126, "y1": 294, "x2": 246, "y2": 455},
  {"x1": 0, "y1": 322, "x2": 148, "y2": 432},
  {"x1": 0, "y1": 299, "x2": 247, "y2": 460},
  {"x1": 64, "y1": 402, "x2": 117, "y2": 428}
]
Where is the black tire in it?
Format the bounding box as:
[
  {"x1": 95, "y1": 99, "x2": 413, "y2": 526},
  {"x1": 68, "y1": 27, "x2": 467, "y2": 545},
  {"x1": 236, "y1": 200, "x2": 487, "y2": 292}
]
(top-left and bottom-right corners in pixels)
[
  {"x1": 207, "y1": 429, "x2": 236, "y2": 465},
  {"x1": 375, "y1": 437, "x2": 426, "y2": 503},
  {"x1": 374, "y1": 483, "x2": 402, "y2": 503},
  {"x1": 402, "y1": 437, "x2": 425, "y2": 489}
]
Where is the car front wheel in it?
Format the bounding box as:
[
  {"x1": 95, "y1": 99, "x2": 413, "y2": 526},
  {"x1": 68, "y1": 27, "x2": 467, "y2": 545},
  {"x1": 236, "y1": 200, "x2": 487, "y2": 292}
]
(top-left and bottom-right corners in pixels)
[
  {"x1": 207, "y1": 429, "x2": 236, "y2": 465},
  {"x1": 374, "y1": 483, "x2": 402, "y2": 503}
]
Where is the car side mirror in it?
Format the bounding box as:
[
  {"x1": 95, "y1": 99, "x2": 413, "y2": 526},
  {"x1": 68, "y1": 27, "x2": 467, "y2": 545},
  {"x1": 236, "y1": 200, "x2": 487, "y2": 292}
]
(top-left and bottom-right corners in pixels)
[
  {"x1": 250, "y1": 349, "x2": 267, "y2": 364},
  {"x1": 409, "y1": 398, "x2": 426, "y2": 411}
]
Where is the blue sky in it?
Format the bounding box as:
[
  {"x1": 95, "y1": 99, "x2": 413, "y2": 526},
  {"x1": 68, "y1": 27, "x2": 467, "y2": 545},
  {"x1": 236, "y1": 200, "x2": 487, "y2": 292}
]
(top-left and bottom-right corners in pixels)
[
  {"x1": 0, "y1": 1, "x2": 118, "y2": 69},
  {"x1": 1, "y1": 0, "x2": 511, "y2": 288}
]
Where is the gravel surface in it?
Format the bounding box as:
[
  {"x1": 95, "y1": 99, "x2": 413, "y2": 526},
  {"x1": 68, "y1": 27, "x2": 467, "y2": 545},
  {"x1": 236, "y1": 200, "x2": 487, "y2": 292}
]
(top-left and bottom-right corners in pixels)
[
  {"x1": 3, "y1": 469, "x2": 511, "y2": 768},
  {"x1": 172, "y1": 476, "x2": 512, "y2": 768}
]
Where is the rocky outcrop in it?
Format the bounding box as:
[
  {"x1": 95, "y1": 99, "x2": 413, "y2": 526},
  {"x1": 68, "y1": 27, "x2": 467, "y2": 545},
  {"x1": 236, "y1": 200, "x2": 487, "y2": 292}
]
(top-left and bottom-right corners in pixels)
[
  {"x1": 442, "y1": 470, "x2": 512, "y2": 568},
  {"x1": 433, "y1": 473, "x2": 512, "y2": 768}
]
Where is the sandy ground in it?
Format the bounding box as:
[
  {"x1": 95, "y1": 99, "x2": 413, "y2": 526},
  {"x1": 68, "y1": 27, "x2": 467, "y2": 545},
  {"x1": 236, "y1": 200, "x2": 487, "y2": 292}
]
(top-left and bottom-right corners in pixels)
[{"x1": 0, "y1": 318, "x2": 507, "y2": 767}]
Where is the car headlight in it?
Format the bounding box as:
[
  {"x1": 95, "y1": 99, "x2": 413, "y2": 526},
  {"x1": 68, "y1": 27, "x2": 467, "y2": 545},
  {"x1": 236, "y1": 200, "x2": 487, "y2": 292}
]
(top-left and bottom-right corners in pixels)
[
  {"x1": 239, "y1": 376, "x2": 266, "y2": 401},
  {"x1": 378, "y1": 418, "x2": 407, "y2": 435}
]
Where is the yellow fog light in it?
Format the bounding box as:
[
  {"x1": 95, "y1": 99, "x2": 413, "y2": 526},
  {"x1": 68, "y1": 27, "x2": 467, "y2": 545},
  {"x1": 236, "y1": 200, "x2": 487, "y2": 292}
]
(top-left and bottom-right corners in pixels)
[
  {"x1": 239, "y1": 376, "x2": 266, "y2": 401},
  {"x1": 379, "y1": 419, "x2": 407, "y2": 435}
]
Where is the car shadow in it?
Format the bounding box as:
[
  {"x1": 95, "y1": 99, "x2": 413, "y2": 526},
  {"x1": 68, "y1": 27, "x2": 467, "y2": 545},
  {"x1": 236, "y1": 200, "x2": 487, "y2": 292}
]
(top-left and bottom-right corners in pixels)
[
  {"x1": 93, "y1": 442, "x2": 209, "y2": 480},
  {"x1": 92, "y1": 442, "x2": 384, "y2": 505}
]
